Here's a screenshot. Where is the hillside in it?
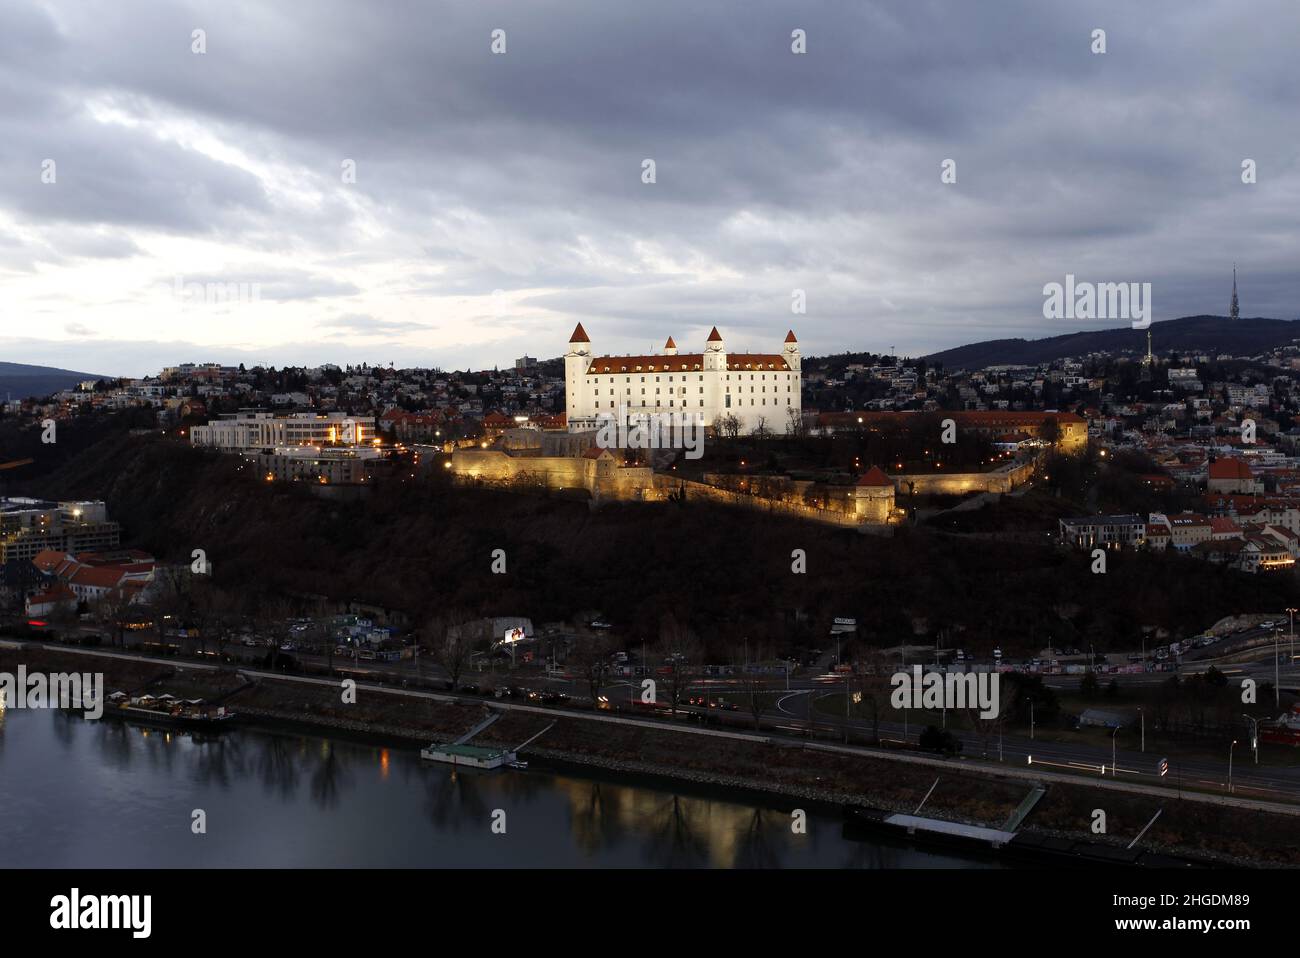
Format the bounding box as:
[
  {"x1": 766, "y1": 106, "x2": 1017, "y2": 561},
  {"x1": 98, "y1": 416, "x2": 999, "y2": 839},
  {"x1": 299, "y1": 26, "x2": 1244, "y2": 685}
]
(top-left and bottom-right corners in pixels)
[
  {"x1": 13, "y1": 430, "x2": 1297, "y2": 659},
  {"x1": 0, "y1": 361, "x2": 115, "y2": 401},
  {"x1": 925, "y1": 315, "x2": 1300, "y2": 371}
]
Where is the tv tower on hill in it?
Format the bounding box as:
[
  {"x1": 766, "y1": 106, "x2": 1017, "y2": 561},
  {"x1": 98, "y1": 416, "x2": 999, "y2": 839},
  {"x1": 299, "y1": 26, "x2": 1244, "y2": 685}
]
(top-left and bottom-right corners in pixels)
[{"x1": 1230, "y1": 264, "x2": 1240, "y2": 321}]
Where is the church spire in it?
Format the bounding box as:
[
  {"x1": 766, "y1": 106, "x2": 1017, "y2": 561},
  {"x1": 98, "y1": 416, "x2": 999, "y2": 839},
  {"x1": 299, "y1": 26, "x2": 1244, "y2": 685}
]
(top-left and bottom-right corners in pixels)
[{"x1": 1230, "y1": 264, "x2": 1240, "y2": 321}]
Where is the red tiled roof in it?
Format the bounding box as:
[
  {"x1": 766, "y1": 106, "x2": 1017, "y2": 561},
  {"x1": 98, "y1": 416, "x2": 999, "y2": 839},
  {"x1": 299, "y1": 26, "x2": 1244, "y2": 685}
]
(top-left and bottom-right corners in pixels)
[
  {"x1": 1208, "y1": 457, "x2": 1254, "y2": 480},
  {"x1": 706, "y1": 326, "x2": 723, "y2": 342},
  {"x1": 784, "y1": 329, "x2": 798, "y2": 344},
  {"x1": 32, "y1": 549, "x2": 71, "y2": 573},
  {"x1": 70, "y1": 566, "x2": 128, "y2": 589},
  {"x1": 856, "y1": 466, "x2": 893, "y2": 487},
  {"x1": 664, "y1": 337, "x2": 676, "y2": 349},
  {"x1": 569, "y1": 323, "x2": 590, "y2": 344},
  {"x1": 585, "y1": 354, "x2": 790, "y2": 373}
]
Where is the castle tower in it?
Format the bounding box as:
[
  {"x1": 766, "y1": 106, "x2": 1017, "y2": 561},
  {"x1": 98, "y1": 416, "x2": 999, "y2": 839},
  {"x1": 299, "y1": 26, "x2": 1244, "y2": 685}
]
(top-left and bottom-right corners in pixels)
[
  {"x1": 1230, "y1": 264, "x2": 1240, "y2": 321},
  {"x1": 703, "y1": 326, "x2": 726, "y2": 372},
  {"x1": 782, "y1": 329, "x2": 801, "y2": 372},
  {"x1": 852, "y1": 465, "x2": 895, "y2": 523},
  {"x1": 664, "y1": 336, "x2": 677, "y2": 356},
  {"x1": 564, "y1": 323, "x2": 592, "y2": 426}
]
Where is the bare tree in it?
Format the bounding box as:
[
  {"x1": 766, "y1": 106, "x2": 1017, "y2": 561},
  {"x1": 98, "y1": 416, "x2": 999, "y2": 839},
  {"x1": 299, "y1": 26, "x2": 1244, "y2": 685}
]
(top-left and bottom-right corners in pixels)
[
  {"x1": 966, "y1": 701, "x2": 1004, "y2": 760},
  {"x1": 750, "y1": 416, "x2": 770, "y2": 440},
  {"x1": 94, "y1": 584, "x2": 136, "y2": 648},
  {"x1": 712, "y1": 413, "x2": 741, "y2": 440},
  {"x1": 248, "y1": 594, "x2": 292, "y2": 666},
  {"x1": 567, "y1": 631, "x2": 611, "y2": 707},
  {"x1": 423, "y1": 611, "x2": 482, "y2": 690},
  {"x1": 657, "y1": 613, "x2": 700, "y2": 716},
  {"x1": 785, "y1": 405, "x2": 807, "y2": 437},
  {"x1": 737, "y1": 669, "x2": 768, "y2": 731}
]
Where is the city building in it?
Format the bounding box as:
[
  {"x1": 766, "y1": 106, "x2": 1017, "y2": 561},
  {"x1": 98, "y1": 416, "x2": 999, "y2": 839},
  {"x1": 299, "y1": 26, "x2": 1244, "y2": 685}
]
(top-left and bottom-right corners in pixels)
[
  {"x1": 253, "y1": 446, "x2": 380, "y2": 484},
  {"x1": 0, "y1": 499, "x2": 121, "y2": 564},
  {"x1": 191, "y1": 412, "x2": 375, "y2": 452},
  {"x1": 1207, "y1": 457, "x2": 1262, "y2": 495},
  {"x1": 31, "y1": 548, "x2": 156, "y2": 604},
  {"x1": 1058, "y1": 514, "x2": 1145, "y2": 549}
]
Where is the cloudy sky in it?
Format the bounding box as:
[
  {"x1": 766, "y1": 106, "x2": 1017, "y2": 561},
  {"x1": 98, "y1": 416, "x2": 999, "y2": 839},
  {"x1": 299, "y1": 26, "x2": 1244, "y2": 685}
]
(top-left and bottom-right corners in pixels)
[{"x1": 2, "y1": 0, "x2": 1298, "y2": 377}]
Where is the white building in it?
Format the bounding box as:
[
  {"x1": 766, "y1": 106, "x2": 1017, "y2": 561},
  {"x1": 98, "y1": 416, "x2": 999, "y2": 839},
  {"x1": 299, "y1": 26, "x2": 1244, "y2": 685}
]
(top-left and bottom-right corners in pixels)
[
  {"x1": 191, "y1": 412, "x2": 375, "y2": 452},
  {"x1": 564, "y1": 324, "x2": 802, "y2": 434}
]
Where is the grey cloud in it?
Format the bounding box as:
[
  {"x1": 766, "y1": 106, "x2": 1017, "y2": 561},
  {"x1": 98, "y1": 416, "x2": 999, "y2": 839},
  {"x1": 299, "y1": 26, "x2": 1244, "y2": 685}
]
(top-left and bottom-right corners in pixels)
[{"x1": 4, "y1": 0, "x2": 1300, "y2": 371}]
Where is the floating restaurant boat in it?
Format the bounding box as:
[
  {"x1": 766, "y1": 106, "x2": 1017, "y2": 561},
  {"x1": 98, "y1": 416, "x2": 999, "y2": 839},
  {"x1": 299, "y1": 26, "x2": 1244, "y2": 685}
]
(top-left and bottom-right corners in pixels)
[
  {"x1": 102, "y1": 692, "x2": 237, "y2": 730},
  {"x1": 419, "y1": 742, "x2": 517, "y2": 769}
]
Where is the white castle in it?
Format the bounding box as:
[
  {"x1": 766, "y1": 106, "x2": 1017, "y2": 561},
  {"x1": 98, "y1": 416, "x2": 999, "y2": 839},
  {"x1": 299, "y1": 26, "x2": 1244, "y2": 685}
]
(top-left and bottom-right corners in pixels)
[{"x1": 564, "y1": 324, "x2": 802, "y2": 435}]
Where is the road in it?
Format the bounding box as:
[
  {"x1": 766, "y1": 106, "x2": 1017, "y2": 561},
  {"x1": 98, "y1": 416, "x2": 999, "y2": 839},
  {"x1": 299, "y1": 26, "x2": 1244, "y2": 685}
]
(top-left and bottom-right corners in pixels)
[{"x1": 11, "y1": 619, "x2": 1300, "y2": 803}]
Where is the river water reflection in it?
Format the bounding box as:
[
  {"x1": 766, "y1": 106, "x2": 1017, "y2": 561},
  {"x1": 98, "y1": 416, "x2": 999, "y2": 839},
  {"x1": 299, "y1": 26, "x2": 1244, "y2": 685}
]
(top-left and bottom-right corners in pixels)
[{"x1": 0, "y1": 707, "x2": 1000, "y2": 868}]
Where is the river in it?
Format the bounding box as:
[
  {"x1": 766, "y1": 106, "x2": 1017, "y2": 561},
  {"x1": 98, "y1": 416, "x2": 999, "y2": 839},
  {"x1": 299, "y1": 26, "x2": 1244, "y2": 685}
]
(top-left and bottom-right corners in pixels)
[{"x1": 0, "y1": 705, "x2": 1000, "y2": 868}]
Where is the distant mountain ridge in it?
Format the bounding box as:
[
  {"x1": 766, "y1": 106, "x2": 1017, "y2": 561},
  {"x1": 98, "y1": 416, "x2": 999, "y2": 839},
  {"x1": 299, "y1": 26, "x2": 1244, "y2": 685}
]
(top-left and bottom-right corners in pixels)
[
  {"x1": 0, "y1": 362, "x2": 114, "y2": 401},
  {"x1": 923, "y1": 316, "x2": 1300, "y2": 371}
]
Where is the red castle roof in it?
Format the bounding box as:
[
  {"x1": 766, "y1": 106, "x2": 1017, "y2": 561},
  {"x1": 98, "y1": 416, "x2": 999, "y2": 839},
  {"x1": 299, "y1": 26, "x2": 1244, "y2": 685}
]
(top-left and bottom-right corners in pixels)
[{"x1": 856, "y1": 466, "x2": 894, "y2": 487}]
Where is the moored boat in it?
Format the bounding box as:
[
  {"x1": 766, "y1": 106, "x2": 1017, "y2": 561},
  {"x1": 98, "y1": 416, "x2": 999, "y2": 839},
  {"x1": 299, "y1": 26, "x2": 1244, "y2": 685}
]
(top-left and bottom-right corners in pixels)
[{"x1": 102, "y1": 692, "x2": 237, "y2": 730}]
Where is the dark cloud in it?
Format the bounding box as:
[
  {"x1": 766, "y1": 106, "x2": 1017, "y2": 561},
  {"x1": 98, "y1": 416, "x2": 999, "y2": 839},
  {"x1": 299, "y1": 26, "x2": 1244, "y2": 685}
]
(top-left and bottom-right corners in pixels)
[{"x1": 3, "y1": 0, "x2": 1298, "y2": 373}]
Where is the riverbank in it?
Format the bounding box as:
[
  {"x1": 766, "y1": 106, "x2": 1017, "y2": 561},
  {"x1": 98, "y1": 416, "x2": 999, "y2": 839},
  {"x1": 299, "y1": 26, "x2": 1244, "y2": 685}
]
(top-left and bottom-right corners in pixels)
[{"x1": 4, "y1": 644, "x2": 1297, "y2": 866}]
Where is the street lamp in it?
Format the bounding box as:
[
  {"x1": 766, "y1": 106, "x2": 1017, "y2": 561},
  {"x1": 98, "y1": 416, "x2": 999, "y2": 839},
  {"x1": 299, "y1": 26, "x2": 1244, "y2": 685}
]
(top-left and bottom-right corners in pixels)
[
  {"x1": 1029, "y1": 699, "x2": 1035, "y2": 740},
  {"x1": 1229, "y1": 740, "x2": 1238, "y2": 794},
  {"x1": 1275, "y1": 629, "x2": 1282, "y2": 709},
  {"x1": 1243, "y1": 715, "x2": 1259, "y2": 764},
  {"x1": 1138, "y1": 706, "x2": 1144, "y2": 753},
  {"x1": 1110, "y1": 726, "x2": 1120, "y2": 775},
  {"x1": 1288, "y1": 607, "x2": 1298, "y2": 666}
]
